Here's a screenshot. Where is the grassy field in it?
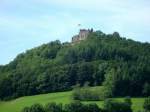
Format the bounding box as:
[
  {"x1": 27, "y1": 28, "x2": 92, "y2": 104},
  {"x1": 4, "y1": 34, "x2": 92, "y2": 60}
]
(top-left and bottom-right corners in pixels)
[{"x1": 0, "y1": 87, "x2": 145, "y2": 112}]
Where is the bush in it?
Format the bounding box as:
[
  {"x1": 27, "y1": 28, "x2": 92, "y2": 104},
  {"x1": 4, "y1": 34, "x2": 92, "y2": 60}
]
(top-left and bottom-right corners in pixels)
[
  {"x1": 72, "y1": 85, "x2": 101, "y2": 101},
  {"x1": 64, "y1": 101, "x2": 102, "y2": 112},
  {"x1": 29, "y1": 104, "x2": 45, "y2": 112},
  {"x1": 103, "y1": 99, "x2": 132, "y2": 112},
  {"x1": 143, "y1": 83, "x2": 150, "y2": 96},
  {"x1": 64, "y1": 101, "x2": 84, "y2": 112},
  {"x1": 124, "y1": 96, "x2": 132, "y2": 106},
  {"x1": 143, "y1": 97, "x2": 150, "y2": 112},
  {"x1": 21, "y1": 107, "x2": 31, "y2": 112},
  {"x1": 21, "y1": 101, "x2": 102, "y2": 112},
  {"x1": 45, "y1": 102, "x2": 63, "y2": 112},
  {"x1": 86, "y1": 103, "x2": 102, "y2": 112}
]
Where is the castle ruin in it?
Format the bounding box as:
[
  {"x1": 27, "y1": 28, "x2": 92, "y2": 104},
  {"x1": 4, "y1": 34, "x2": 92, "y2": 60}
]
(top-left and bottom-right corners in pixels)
[{"x1": 72, "y1": 29, "x2": 93, "y2": 43}]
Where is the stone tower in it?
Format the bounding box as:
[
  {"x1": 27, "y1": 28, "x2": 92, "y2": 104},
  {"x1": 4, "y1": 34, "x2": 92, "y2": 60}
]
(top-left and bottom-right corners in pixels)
[{"x1": 72, "y1": 29, "x2": 93, "y2": 43}]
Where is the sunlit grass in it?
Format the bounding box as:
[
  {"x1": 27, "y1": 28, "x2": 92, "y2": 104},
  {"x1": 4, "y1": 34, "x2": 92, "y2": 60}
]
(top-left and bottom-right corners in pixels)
[{"x1": 0, "y1": 87, "x2": 145, "y2": 112}]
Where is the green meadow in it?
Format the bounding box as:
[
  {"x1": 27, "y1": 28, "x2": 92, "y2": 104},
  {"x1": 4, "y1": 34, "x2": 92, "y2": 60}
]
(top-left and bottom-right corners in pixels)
[{"x1": 0, "y1": 88, "x2": 145, "y2": 112}]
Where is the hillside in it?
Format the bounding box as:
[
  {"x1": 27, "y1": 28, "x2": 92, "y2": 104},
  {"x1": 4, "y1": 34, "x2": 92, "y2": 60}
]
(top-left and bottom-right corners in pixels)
[
  {"x1": 0, "y1": 30, "x2": 150, "y2": 100},
  {"x1": 0, "y1": 87, "x2": 145, "y2": 112}
]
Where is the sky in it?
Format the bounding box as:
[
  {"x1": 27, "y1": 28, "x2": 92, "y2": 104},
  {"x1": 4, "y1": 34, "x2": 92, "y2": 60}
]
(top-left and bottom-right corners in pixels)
[{"x1": 0, "y1": 0, "x2": 150, "y2": 65}]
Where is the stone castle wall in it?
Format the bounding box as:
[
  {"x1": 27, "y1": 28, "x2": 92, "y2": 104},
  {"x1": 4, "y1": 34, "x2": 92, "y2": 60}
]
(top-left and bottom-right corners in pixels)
[{"x1": 72, "y1": 29, "x2": 93, "y2": 43}]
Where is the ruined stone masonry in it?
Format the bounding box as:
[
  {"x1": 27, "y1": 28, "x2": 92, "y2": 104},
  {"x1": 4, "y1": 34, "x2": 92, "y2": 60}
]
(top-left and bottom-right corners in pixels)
[{"x1": 72, "y1": 29, "x2": 93, "y2": 43}]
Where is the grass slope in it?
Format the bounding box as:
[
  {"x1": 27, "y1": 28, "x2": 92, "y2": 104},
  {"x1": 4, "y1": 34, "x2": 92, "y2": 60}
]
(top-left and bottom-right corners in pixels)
[{"x1": 0, "y1": 87, "x2": 145, "y2": 112}]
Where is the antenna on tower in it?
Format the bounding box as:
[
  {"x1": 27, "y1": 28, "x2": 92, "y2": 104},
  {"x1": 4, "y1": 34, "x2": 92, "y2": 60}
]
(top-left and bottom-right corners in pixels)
[
  {"x1": 77, "y1": 24, "x2": 81, "y2": 30},
  {"x1": 78, "y1": 24, "x2": 81, "y2": 27}
]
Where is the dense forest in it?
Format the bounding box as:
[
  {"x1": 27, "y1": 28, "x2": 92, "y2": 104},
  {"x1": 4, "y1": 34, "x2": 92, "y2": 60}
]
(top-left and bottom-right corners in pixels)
[{"x1": 0, "y1": 31, "x2": 150, "y2": 100}]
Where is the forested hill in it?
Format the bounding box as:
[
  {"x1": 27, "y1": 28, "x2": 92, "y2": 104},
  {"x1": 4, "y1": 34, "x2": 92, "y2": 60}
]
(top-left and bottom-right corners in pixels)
[{"x1": 0, "y1": 31, "x2": 150, "y2": 100}]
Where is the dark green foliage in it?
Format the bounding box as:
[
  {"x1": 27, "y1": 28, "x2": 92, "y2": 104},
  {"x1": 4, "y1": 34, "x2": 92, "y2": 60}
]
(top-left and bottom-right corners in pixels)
[
  {"x1": 93, "y1": 62, "x2": 108, "y2": 85},
  {"x1": 72, "y1": 84, "x2": 101, "y2": 101},
  {"x1": 64, "y1": 101, "x2": 102, "y2": 112},
  {"x1": 21, "y1": 107, "x2": 31, "y2": 112},
  {"x1": 124, "y1": 96, "x2": 132, "y2": 106},
  {"x1": 30, "y1": 104, "x2": 45, "y2": 112},
  {"x1": 143, "y1": 83, "x2": 150, "y2": 96},
  {"x1": 64, "y1": 101, "x2": 84, "y2": 112},
  {"x1": 143, "y1": 97, "x2": 150, "y2": 112},
  {"x1": 85, "y1": 103, "x2": 101, "y2": 112},
  {"x1": 77, "y1": 63, "x2": 94, "y2": 86},
  {"x1": 112, "y1": 32, "x2": 120, "y2": 39},
  {"x1": 45, "y1": 102, "x2": 63, "y2": 112},
  {"x1": 0, "y1": 77, "x2": 13, "y2": 100},
  {"x1": 0, "y1": 30, "x2": 150, "y2": 100},
  {"x1": 104, "y1": 99, "x2": 132, "y2": 112},
  {"x1": 21, "y1": 101, "x2": 102, "y2": 112},
  {"x1": 102, "y1": 68, "x2": 116, "y2": 98}
]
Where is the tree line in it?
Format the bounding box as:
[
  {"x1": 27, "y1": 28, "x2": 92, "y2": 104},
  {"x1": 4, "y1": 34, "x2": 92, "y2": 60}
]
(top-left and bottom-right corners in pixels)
[
  {"x1": 21, "y1": 97, "x2": 150, "y2": 112},
  {"x1": 21, "y1": 97, "x2": 133, "y2": 112}
]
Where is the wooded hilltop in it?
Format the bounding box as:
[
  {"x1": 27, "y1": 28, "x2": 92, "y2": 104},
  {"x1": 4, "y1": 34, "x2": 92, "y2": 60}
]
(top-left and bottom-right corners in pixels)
[{"x1": 0, "y1": 30, "x2": 150, "y2": 100}]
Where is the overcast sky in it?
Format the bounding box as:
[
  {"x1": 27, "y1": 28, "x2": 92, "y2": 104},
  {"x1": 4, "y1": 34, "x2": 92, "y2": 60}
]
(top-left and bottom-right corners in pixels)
[{"x1": 0, "y1": 0, "x2": 150, "y2": 65}]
